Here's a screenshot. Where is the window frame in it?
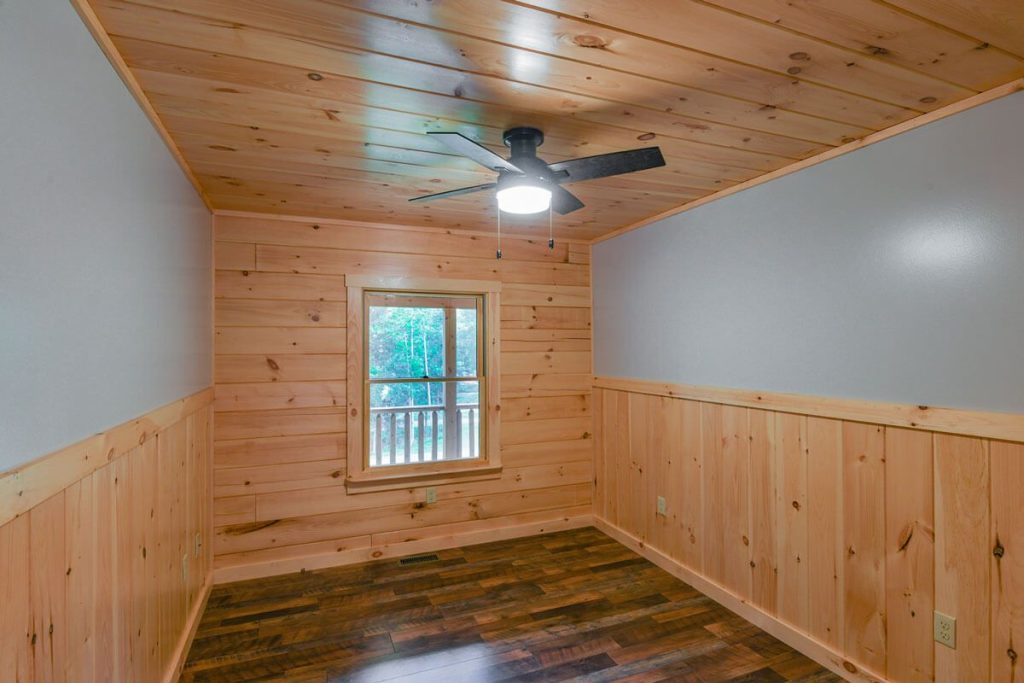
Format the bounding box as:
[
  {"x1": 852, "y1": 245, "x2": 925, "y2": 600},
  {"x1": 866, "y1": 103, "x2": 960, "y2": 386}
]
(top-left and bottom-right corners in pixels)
[{"x1": 345, "y1": 275, "x2": 502, "y2": 493}]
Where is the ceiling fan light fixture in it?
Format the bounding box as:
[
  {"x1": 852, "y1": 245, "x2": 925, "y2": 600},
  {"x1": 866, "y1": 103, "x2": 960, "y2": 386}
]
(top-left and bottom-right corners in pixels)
[
  {"x1": 410, "y1": 129, "x2": 666, "y2": 216},
  {"x1": 496, "y1": 183, "x2": 551, "y2": 214}
]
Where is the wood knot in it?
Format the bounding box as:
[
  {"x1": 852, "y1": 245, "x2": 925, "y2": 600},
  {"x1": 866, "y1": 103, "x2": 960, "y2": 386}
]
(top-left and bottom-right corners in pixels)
[
  {"x1": 789, "y1": 51, "x2": 810, "y2": 61},
  {"x1": 897, "y1": 525, "x2": 915, "y2": 552},
  {"x1": 843, "y1": 661, "x2": 858, "y2": 673},
  {"x1": 919, "y1": 96, "x2": 937, "y2": 104},
  {"x1": 1009, "y1": 648, "x2": 1018, "y2": 662},
  {"x1": 791, "y1": 500, "x2": 801, "y2": 511},
  {"x1": 994, "y1": 540, "x2": 1005, "y2": 558},
  {"x1": 573, "y1": 34, "x2": 608, "y2": 49},
  {"x1": 307, "y1": 72, "x2": 323, "y2": 81},
  {"x1": 637, "y1": 132, "x2": 655, "y2": 141}
]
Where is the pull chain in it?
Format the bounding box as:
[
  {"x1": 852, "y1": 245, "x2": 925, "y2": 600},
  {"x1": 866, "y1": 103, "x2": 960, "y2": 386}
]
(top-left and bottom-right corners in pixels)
[
  {"x1": 548, "y1": 204, "x2": 555, "y2": 249},
  {"x1": 496, "y1": 208, "x2": 503, "y2": 260}
]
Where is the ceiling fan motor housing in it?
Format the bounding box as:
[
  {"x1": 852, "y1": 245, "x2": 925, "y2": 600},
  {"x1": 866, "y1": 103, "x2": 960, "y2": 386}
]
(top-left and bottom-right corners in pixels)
[
  {"x1": 502, "y1": 127, "x2": 544, "y2": 159},
  {"x1": 500, "y1": 127, "x2": 553, "y2": 184}
]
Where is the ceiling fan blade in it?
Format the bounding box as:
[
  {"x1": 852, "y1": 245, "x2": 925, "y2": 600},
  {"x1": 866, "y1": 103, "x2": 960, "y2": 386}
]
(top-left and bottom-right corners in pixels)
[
  {"x1": 408, "y1": 182, "x2": 496, "y2": 203},
  {"x1": 547, "y1": 147, "x2": 665, "y2": 183},
  {"x1": 427, "y1": 132, "x2": 522, "y2": 173},
  {"x1": 550, "y1": 185, "x2": 585, "y2": 215}
]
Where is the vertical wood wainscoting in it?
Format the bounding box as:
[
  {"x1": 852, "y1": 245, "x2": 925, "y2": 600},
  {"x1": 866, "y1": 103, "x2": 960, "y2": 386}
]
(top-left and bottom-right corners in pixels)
[
  {"x1": 0, "y1": 390, "x2": 214, "y2": 682},
  {"x1": 593, "y1": 377, "x2": 1024, "y2": 683},
  {"x1": 212, "y1": 214, "x2": 593, "y2": 582}
]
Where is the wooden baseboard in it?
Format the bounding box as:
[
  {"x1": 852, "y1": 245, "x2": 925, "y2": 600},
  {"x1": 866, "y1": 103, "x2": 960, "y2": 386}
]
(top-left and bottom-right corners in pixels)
[
  {"x1": 594, "y1": 517, "x2": 888, "y2": 683},
  {"x1": 166, "y1": 575, "x2": 213, "y2": 683},
  {"x1": 214, "y1": 512, "x2": 593, "y2": 583}
]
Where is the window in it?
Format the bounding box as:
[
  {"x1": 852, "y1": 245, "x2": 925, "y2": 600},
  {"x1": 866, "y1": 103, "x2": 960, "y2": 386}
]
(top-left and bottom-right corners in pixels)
[
  {"x1": 367, "y1": 291, "x2": 481, "y2": 465},
  {"x1": 346, "y1": 276, "x2": 501, "y2": 492}
]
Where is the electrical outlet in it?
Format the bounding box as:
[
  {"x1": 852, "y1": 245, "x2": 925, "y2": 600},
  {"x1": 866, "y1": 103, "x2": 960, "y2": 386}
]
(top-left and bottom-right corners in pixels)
[
  {"x1": 934, "y1": 611, "x2": 956, "y2": 648},
  {"x1": 182, "y1": 553, "x2": 190, "y2": 585},
  {"x1": 425, "y1": 487, "x2": 437, "y2": 504},
  {"x1": 656, "y1": 496, "x2": 667, "y2": 516},
  {"x1": 194, "y1": 532, "x2": 202, "y2": 559}
]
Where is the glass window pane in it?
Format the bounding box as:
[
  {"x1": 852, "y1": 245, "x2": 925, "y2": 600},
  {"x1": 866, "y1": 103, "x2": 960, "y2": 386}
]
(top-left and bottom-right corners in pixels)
[
  {"x1": 367, "y1": 381, "x2": 483, "y2": 467},
  {"x1": 368, "y1": 304, "x2": 444, "y2": 379},
  {"x1": 455, "y1": 306, "x2": 478, "y2": 377},
  {"x1": 454, "y1": 381, "x2": 482, "y2": 460},
  {"x1": 368, "y1": 381, "x2": 444, "y2": 467}
]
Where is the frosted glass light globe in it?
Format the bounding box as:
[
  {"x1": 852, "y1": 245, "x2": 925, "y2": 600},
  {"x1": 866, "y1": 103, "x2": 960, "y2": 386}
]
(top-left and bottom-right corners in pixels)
[{"x1": 496, "y1": 184, "x2": 551, "y2": 214}]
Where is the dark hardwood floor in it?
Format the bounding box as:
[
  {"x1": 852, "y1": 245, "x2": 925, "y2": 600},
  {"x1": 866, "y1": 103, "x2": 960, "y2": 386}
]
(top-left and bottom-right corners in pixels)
[{"x1": 183, "y1": 528, "x2": 841, "y2": 682}]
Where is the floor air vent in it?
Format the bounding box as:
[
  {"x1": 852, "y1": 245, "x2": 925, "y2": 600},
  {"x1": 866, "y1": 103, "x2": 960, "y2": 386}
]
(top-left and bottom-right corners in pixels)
[{"x1": 400, "y1": 553, "x2": 439, "y2": 566}]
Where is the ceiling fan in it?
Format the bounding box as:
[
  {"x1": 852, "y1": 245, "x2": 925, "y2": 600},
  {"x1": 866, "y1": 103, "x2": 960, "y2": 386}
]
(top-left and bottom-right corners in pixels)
[{"x1": 409, "y1": 127, "x2": 666, "y2": 216}]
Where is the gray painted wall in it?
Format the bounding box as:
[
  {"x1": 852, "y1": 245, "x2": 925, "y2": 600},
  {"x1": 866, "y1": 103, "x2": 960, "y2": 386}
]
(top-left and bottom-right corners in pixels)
[
  {"x1": 0, "y1": 0, "x2": 212, "y2": 470},
  {"x1": 594, "y1": 91, "x2": 1024, "y2": 413}
]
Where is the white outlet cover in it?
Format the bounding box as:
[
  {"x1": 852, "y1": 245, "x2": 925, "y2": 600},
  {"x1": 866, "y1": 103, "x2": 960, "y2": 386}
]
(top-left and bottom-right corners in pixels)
[
  {"x1": 656, "y1": 496, "x2": 667, "y2": 516},
  {"x1": 934, "y1": 611, "x2": 956, "y2": 649}
]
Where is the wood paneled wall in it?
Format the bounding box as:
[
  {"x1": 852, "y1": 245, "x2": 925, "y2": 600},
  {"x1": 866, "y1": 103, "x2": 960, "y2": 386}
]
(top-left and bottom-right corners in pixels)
[
  {"x1": 0, "y1": 395, "x2": 213, "y2": 682},
  {"x1": 594, "y1": 378, "x2": 1024, "y2": 683},
  {"x1": 211, "y1": 213, "x2": 593, "y2": 582}
]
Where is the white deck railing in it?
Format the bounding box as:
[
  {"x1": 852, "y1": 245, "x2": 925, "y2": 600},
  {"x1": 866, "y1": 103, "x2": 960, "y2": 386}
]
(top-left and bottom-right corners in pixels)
[{"x1": 369, "y1": 403, "x2": 479, "y2": 467}]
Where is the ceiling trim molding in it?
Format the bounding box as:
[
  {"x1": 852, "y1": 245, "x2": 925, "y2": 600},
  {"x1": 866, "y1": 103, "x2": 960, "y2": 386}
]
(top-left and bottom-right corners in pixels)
[
  {"x1": 70, "y1": 0, "x2": 212, "y2": 211},
  {"x1": 212, "y1": 209, "x2": 595, "y2": 245},
  {"x1": 593, "y1": 78, "x2": 1024, "y2": 245}
]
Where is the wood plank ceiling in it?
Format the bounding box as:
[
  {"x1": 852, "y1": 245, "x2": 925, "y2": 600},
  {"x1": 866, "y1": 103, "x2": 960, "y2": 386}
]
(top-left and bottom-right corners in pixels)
[{"x1": 87, "y1": 0, "x2": 1024, "y2": 241}]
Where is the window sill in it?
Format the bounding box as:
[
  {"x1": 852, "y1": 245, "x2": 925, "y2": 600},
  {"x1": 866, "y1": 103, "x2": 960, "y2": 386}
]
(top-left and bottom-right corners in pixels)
[{"x1": 344, "y1": 463, "x2": 503, "y2": 494}]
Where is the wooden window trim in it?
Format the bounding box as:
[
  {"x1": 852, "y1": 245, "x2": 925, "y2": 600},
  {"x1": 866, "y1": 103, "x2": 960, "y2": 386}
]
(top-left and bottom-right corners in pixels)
[{"x1": 346, "y1": 276, "x2": 502, "y2": 493}]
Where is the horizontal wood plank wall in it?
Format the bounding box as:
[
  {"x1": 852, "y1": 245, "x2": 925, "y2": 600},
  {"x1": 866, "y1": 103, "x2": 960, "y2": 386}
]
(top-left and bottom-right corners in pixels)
[
  {"x1": 594, "y1": 377, "x2": 1024, "y2": 683},
  {"x1": 0, "y1": 395, "x2": 213, "y2": 683},
  {"x1": 212, "y1": 214, "x2": 593, "y2": 582}
]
